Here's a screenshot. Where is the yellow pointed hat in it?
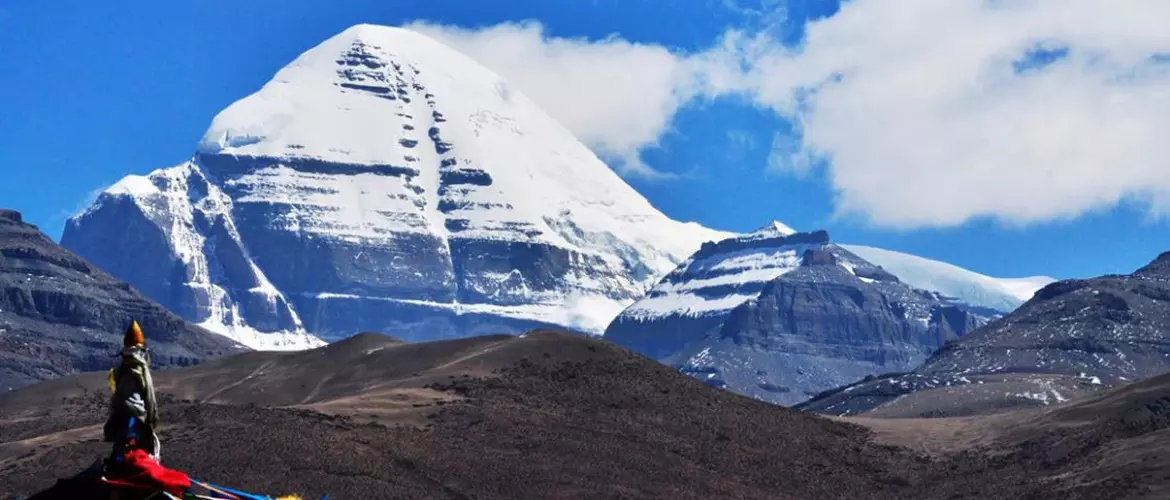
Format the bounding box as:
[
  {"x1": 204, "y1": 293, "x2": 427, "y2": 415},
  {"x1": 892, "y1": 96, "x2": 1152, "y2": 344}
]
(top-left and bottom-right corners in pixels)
[{"x1": 123, "y1": 319, "x2": 145, "y2": 348}]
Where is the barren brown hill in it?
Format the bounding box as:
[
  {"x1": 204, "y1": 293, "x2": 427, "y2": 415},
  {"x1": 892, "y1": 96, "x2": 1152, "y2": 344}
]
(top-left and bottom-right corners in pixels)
[
  {"x1": 2, "y1": 330, "x2": 1167, "y2": 499},
  {"x1": 855, "y1": 369, "x2": 1170, "y2": 500}
]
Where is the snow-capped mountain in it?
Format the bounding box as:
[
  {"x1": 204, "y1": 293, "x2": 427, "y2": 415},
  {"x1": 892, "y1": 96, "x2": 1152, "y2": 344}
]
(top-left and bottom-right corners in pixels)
[
  {"x1": 798, "y1": 251, "x2": 1170, "y2": 417},
  {"x1": 840, "y1": 245, "x2": 1056, "y2": 314},
  {"x1": 61, "y1": 24, "x2": 729, "y2": 349},
  {"x1": 604, "y1": 226, "x2": 985, "y2": 406},
  {"x1": 603, "y1": 222, "x2": 814, "y2": 359},
  {"x1": 612, "y1": 218, "x2": 1053, "y2": 321}
]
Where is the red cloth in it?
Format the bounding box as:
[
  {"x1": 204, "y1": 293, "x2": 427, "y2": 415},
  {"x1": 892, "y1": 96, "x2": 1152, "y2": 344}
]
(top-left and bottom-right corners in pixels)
[{"x1": 103, "y1": 449, "x2": 192, "y2": 496}]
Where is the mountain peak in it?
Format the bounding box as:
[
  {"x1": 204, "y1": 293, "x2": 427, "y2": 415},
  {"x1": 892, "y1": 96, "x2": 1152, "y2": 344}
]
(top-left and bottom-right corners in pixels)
[
  {"x1": 195, "y1": 24, "x2": 492, "y2": 161},
  {"x1": 63, "y1": 23, "x2": 728, "y2": 346},
  {"x1": 746, "y1": 220, "x2": 797, "y2": 240},
  {"x1": 691, "y1": 229, "x2": 829, "y2": 262},
  {"x1": 0, "y1": 209, "x2": 22, "y2": 224},
  {"x1": 607, "y1": 224, "x2": 985, "y2": 406},
  {"x1": 337, "y1": 23, "x2": 432, "y2": 41},
  {"x1": 1134, "y1": 251, "x2": 1170, "y2": 278}
]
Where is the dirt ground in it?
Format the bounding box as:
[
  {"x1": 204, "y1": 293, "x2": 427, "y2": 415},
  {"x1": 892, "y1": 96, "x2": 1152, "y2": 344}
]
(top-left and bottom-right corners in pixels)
[{"x1": 2, "y1": 331, "x2": 1167, "y2": 499}]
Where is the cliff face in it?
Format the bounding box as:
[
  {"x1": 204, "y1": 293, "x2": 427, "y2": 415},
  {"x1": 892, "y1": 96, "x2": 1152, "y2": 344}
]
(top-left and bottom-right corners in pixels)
[{"x1": 0, "y1": 210, "x2": 245, "y2": 390}]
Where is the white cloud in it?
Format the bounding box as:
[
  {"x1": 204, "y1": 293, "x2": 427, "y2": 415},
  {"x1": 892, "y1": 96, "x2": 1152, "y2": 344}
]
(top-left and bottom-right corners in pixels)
[
  {"x1": 728, "y1": 129, "x2": 757, "y2": 149},
  {"x1": 44, "y1": 184, "x2": 108, "y2": 240},
  {"x1": 765, "y1": 130, "x2": 817, "y2": 176},
  {"x1": 731, "y1": 0, "x2": 1170, "y2": 228},
  {"x1": 408, "y1": 2, "x2": 1170, "y2": 228},
  {"x1": 405, "y1": 20, "x2": 736, "y2": 179},
  {"x1": 61, "y1": 185, "x2": 107, "y2": 222}
]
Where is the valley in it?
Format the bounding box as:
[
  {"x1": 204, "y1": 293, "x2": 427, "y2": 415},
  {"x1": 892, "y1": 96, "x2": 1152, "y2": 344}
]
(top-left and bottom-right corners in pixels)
[{"x1": 2, "y1": 18, "x2": 1167, "y2": 500}]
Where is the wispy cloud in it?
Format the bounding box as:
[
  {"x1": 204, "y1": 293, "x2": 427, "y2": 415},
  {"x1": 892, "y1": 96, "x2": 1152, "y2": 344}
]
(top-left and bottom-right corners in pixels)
[
  {"x1": 64, "y1": 185, "x2": 106, "y2": 221},
  {"x1": 43, "y1": 184, "x2": 108, "y2": 240},
  {"x1": 726, "y1": 129, "x2": 758, "y2": 162},
  {"x1": 765, "y1": 130, "x2": 817, "y2": 177},
  {"x1": 727, "y1": 129, "x2": 757, "y2": 149}
]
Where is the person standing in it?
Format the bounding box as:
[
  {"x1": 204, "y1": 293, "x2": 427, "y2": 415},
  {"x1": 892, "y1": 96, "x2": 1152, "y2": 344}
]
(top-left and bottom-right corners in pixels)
[
  {"x1": 99, "y1": 319, "x2": 193, "y2": 498},
  {"x1": 103, "y1": 319, "x2": 161, "y2": 463}
]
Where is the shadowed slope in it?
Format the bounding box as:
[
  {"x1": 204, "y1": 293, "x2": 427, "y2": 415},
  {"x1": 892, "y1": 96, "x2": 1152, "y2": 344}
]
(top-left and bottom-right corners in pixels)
[
  {"x1": 0, "y1": 209, "x2": 245, "y2": 391},
  {"x1": 2, "y1": 331, "x2": 1166, "y2": 499},
  {"x1": 800, "y1": 250, "x2": 1170, "y2": 418}
]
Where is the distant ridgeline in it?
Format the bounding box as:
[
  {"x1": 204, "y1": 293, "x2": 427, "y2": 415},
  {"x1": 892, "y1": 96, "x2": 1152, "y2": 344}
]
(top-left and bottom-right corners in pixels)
[
  {"x1": 798, "y1": 251, "x2": 1170, "y2": 418},
  {"x1": 0, "y1": 207, "x2": 244, "y2": 390}
]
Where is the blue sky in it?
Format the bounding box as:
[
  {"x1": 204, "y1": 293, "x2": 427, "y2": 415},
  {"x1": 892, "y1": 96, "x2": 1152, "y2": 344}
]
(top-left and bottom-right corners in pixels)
[{"x1": 2, "y1": 0, "x2": 1168, "y2": 281}]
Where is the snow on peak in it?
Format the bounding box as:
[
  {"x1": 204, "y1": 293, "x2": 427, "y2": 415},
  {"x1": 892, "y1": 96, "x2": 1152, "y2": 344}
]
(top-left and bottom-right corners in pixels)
[
  {"x1": 69, "y1": 23, "x2": 732, "y2": 346},
  {"x1": 106, "y1": 175, "x2": 160, "y2": 197},
  {"x1": 198, "y1": 320, "x2": 326, "y2": 351},
  {"x1": 196, "y1": 24, "x2": 474, "y2": 161},
  {"x1": 190, "y1": 22, "x2": 726, "y2": 265},
  {"x1": 840, "y1": 244, "x2": 1056, "y2": 312},
  {"x1": 620, "y1": 231, "x2": 825, "y2": 320},
  {"x1": 619, "y1": 220, "x2": 1053, "y2": 319},
  {"x1": 996, "y1": 276, "x2": 1062, "y2": 302},
  {"x1": 744, "y1": 220, "x2": 797, "y2": 240}
]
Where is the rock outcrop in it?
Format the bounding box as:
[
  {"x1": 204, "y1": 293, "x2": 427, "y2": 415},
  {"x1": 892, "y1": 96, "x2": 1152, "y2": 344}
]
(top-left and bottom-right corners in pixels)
[
  {"x1": 798, "y1": 251, "x2": 1170, "y2": 417},
  {"x1": 0, "y1": 210, "x2": 244, "y2": 390}
]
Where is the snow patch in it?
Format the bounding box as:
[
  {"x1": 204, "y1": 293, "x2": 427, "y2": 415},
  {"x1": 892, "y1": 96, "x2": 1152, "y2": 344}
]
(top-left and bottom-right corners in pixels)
[
  {"x1": 106, "y1": 175, "x2": 160, "y2": 197},
  {"x1": 622, "y1": 242, "x2": 813, "y2": 321},
  {"x1": 743, "y1": 220, "x2": 797, "y2": 240},
  {"x1": 312, "y1": 291, "x2": 627, "y2": 336},
  {"x1": 841, "y1": 244, "x2": 1056, "y2": 312},
  {"x1": 198, "y1": 320, "x2": 325, "y2": 351},
  {"x1": 626, "y1": 293, "x2": 762, "y2": 320}
]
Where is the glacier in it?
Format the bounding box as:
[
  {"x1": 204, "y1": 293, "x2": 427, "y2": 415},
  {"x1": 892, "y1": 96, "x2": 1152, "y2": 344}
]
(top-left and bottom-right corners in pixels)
[{"x1": 840, "y1": 244, "x2": 1056, "y2": 313}]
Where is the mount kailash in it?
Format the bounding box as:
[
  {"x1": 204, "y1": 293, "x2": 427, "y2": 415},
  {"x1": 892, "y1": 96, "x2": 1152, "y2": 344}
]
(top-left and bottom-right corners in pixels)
[{"x1": 61, "y1": 24, "x2": 1053, "y2": 351}]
